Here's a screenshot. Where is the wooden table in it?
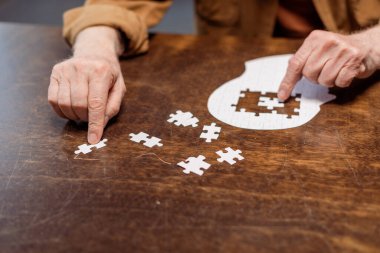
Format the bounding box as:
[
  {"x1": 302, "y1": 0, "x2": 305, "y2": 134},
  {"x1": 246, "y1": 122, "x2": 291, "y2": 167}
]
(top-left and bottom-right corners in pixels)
[{"x1": 0, "y1": 22, "x2": 379, "y2": 253}]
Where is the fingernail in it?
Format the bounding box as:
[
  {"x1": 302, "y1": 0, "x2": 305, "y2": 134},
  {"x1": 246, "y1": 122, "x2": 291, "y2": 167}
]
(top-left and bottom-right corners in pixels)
[
  {"x1": 278, "y1": 89, "x2": 286, "y2": 100},
  {"x1": 88, "y1": 133, "x2": 98, "y2": 144}
]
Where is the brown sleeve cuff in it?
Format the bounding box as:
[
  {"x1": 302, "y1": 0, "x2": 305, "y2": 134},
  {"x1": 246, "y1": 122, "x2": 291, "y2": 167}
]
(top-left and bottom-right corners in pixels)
[{"x1": 63, "y1": 4, "x2": 149, "y2": 56}]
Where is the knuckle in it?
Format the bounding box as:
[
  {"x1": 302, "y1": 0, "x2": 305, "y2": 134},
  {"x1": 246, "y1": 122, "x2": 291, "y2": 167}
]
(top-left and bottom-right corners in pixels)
[
  {"x1": 47, "y1": 96, "x2": 57, "y2": 106},
  {"x1": 309, "y1": 29, "x2": 324, "y2": 39},
  {"x1": 108, "y1": 105, "x2": 120, "y2": 116},
  {"x1": 71, "y1": 101, "x2": 87, "y2": 111},
  {"x1": 50, "y1": 74, "x2": 59, "y2": 84},
  {"x1": 93, "y1": 61, "x2": 111, "y2": 73},
  {"x1": 52, "y1": 63, "x2": 63, "y2": 73},
  {"x1": 335, "y1": 77, "x2": 347, "y2": 87},
  {"x1": 326, "y1": 37, "x2": 339, "y2": 47},
  {"x1": 302, "y1": 68, "x2": 316, "y2": 81},
  {"x1": 347, "y1": 47, "x2": 362, "y2": 60},
  {"x1": 72, "y1": 59, "x2": 88, "y2": 71},
  {"x1": 317, "y1": 77, "x2": 333, "y2": 87},
  {"x1": 288, "y1": 57, "x2": 303, "y2": 73},
  {"x1": 336, "y1": 76, "x2": 352, "y2": 87},
  {"x1": 338, "y1": 72, "x2": 355, "y2": 87},
  {"x1": 88, "y1": 120, "x2": 103, "y2": 129},
  {"x1": 88, "y1": 98, "x2": 105, "y2": 111}
]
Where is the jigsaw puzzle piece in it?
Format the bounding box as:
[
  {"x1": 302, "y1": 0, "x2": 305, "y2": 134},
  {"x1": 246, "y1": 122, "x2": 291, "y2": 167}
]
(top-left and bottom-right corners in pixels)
[
  {"x1": 74, "y1": 138, "x2": 108, "y2": 155},
  {"x1": 177, "y1": 155, "x2": 211, "y2": 176},
  {"x1": 200, "y1": 123, "x2": 221, "y2": 142},
  {"x1": 74, "y1": 144, "x2": 93, "y2": 155},
  {"x1": 167, "y1": 110, "x2": 199, "y2": 127},
  {"x1": 129, "y1": 132, "x2": 163, "y2": 148},
  {"x1": 216, "y1": 147, "x2": 244, "y2": 165},
  {"x1": 231, "y1": 90, "x2": 273, "y2": 115},
  {"x1": 274, "y1": 93, "x2": 301, "y2": 118},
  {"x1": 258, "y1": 96, "x2": 284, "y2": 110}
]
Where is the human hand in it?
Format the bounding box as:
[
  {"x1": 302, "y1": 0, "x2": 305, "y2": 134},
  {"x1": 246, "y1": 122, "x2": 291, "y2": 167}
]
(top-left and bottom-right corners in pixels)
[
  {"x1": 48, "y1": 26, "x2": 125, "y2": 144},
  {"x1": 278, "y1": 27, "x2": 380, "y2": 100}
]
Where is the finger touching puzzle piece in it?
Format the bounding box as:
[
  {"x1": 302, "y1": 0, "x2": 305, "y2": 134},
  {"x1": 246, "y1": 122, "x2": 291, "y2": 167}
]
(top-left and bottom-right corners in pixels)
[
  {"x1": 216, "y1": 147, "x2": 244, "y2": 165},
  {"x1": 258, "y1": 96, "x2": 284, "y2": 110},
  {"x1": 74, "y1": 138, "x2": 108, "y2": 155},
  {"x1": 167, "y1": 110, "x2": 199, "y2": 127},
  {"x1": 200, "y1": 122, "x2": 221, "y2": 142},
  {"x1": 177, "y1": 155, "x2": 211, "y2": 176},
  {"x1": 129, "y1": 132, "x2": 163, "y2": 148}
]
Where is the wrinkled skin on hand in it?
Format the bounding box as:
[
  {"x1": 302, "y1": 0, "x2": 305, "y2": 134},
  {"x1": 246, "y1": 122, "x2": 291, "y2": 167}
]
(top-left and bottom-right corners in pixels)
[
  {"x1": 48, "y1": 26, "x2": 125, "y2": 144},
  {"x1": 278, "y1": 28, "x2": 380, "y2": 100}
]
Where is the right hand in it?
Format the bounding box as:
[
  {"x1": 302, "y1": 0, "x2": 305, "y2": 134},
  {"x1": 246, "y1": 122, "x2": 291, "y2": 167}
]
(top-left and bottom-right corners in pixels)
[
  {"x1": 48, "y1": 26, "x2": 126, "y2": 144},
  {"x1": 278, "y1": 26, "x2": 380, "y2": 101}
]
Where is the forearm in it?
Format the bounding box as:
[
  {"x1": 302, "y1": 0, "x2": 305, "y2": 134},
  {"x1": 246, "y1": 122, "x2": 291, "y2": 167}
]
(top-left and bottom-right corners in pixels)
[
  {"x1": 352, "y1": 25, "x2": 380, "y2": 71},
  {"x1": 64, "y1": 1, "x2": 172, "y2": 56},
  {"x1": 73, "y1": 26, "x2": 125, "y2": 59}
]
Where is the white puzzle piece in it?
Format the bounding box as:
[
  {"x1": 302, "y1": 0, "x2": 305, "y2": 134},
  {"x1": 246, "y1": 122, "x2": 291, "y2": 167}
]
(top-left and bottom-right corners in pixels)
[
  {"x1": 167, "y1": 110, "x2": 199, "y2": 127},
  {"x1": 207, "y1": 54, "x2": 336, "y2": 130},
  {"x1": 177, "y1": 155, "x2": 211, "y2": 176},
  {"x1": 74, "y1": 139, "x2": 108, "y2": 155},
  {"x1": 129, "y1": 132, "x2": 163, "y2": 148},
  {"x1": 258, "y1": 96, "x2": 284, "y2": 110},
  {"x1": 216, "y1": 147, "x2": 244, "y2": 165},
  {"x1": 200, "y1": 122, "x2": 221, "y2": 142}
]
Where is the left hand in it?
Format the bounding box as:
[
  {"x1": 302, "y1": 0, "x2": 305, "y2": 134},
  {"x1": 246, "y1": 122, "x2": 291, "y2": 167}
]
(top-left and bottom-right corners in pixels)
[{"x1": 277, "y1": 29, "x2": 379, "y2": 100}]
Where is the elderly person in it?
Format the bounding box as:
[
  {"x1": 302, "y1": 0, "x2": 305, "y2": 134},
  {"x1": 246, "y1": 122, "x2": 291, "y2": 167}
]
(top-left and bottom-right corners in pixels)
[{"x1": 48, "y1": 0, "x2": 380, "y2": 144}]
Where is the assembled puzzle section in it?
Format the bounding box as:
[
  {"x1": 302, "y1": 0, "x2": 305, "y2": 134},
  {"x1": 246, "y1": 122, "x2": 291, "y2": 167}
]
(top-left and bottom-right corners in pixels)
[{"x1": 231, "y1": 89, "x2": 301, "y2": 118}]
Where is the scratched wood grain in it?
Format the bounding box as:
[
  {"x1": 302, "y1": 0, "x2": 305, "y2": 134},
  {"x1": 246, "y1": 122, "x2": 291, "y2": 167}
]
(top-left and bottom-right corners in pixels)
[{"x1": 0, "y1": 22, "x2": 379, "y2": 253}]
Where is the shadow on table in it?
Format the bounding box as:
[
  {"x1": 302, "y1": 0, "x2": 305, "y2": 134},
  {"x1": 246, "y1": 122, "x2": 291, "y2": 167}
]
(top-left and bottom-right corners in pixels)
[
  {"x1": 61, "y1": 112, "x2": 121, "y2": 138},
  {"x1": 330, "y1": 70, "x2": 380, "y2": 104}
]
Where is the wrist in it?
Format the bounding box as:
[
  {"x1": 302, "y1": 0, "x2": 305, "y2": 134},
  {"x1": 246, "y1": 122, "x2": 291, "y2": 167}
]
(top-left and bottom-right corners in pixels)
[
  {"x1": 353, "y1": 25, "x2": 380, "y2": 69},
  {"x1": 365, "y1": 26, "x2": 380, "y2": 69},
  {"x1": 73, "y1": 26, "x2": 125, "y2": 60}
]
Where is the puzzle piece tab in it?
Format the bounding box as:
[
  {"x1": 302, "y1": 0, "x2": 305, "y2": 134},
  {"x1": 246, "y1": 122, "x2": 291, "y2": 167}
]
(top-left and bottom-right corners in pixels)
[
  {"x1": 167, "y1": 110, "x2": 199, "y2": 127},
  {"x1": 231, "y1": 90, "x2": 301, "y2": 118},
  {"x1": 200, "y1": 122, "x2": 221, "y2": 142},
  {"x1": 274, "y1": 93, "x2": 301, "y2": 118},
  {"x1": 177, "y1": 155, "x2": 211, "y2": 176},
  {"x1": 231, "y1": 90, "x2": 274, "y2": 116},
  {"x1": 74, "y1": 139, "x2": 108, "y2": 155},
  {"x1": 258, "y1": 96, "x2": 284, "y2": 110},
  {"x1": 216, "y1": 147, "x2": 244, "y2": 165},
  {"x1": 129, "y1": 132, "x2": 163, "y2": 148}
]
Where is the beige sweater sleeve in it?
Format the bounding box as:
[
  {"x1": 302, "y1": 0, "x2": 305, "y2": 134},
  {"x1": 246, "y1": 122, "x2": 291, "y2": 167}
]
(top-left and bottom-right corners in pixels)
[{"x1": 63, "y1": 0, "x2": 172, "y2": 56}]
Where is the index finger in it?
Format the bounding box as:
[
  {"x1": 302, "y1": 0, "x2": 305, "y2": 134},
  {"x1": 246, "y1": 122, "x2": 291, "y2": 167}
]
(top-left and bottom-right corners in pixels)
[
  {"x1": 87, "y1": 74, "x2": 113, "y2": 144},
  {"x1": 277, "y1": 42, "x2": 312, "y2": 101}
]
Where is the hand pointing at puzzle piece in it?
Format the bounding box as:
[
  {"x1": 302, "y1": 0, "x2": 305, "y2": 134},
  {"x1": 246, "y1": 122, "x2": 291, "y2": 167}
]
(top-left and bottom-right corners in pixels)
[
  {"x1": 48, "y1": 27, "x2": 126, "y2": 144},
  {"x1": 277, "y1": 27, "x2": 380, "y2": 101}
]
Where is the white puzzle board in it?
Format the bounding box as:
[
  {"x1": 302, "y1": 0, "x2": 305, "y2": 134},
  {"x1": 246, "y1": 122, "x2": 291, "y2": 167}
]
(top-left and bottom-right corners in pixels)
[{"x1": 207, "y1": 54, "x2": 336, "y2": 130}]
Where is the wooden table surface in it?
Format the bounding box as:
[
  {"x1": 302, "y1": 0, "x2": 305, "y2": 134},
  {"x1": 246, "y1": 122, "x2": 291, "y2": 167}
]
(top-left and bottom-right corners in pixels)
[{"x1": 0, "y1": 22, "x2": 379, "y2": 253}]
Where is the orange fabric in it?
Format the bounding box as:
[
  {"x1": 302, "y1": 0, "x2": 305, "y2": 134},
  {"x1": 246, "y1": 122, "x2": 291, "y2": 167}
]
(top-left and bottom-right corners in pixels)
[
  {"x1": 63, "y1": 0, "x2": 172, "y2": 56},
  {"x1": 63, "y1": 0, "x2": 380, "y2": 55}
]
